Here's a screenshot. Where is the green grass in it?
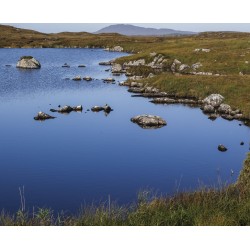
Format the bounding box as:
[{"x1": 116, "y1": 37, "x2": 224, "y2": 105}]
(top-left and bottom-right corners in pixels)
[{"x1": 0, "y1": 153, "x2": 249, "y2": 226}]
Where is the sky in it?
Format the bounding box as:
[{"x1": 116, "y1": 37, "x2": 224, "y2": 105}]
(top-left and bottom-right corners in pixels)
[{"x1": 3, "y1": 23, "x2": 250, "y2": 33}]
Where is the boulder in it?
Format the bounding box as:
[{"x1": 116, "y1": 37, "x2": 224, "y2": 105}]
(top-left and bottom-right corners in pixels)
[
  {"x1": 99, "y1": 61, "x2": 112, "y2": 66},
  {"x1": 179, "y1": 64, "x2": 190, "y2": 72},
  {"x1": 203, "y1": 104, "x2": 215, "y2": 113},
  {"x1": 83, "y1": 76, "x2": 92, "y2": 81},
  {"x1": 131, "y1": 114, "x2": 167, "y2": 129},
  {"x1": 16, "y1": 56, "x2": 41, "y2": 69},
  {"x1": 130, "y1": 82, "x2": 144, "y2": 88},
  {"x1": 50, "y1": 105, "x2": 82, "y2": 113},
  {"x1": 203, "y1": 94, "x2": 224, "y2": 107},
  {"x1": 91, "y1": 106, "x2": 104, "y2": 112},
  {"x1": 218, "y1": 144, "x2": 227, "y2": 152},
  {"x1": 111, "y1": 63, "x2": 123, "y2": 73},
  {"x1": 72, "y1": 76, "x2": 82, "y2": 81},
  {"x1": 103, "y1": 78, "x2": 115, "y2": 83},
  {"x1": 217, "y1": 104, "x2": 232, "y2": 114},
  {"x1": 34, "y1": 112, "x2": 55, "y2": 120}
]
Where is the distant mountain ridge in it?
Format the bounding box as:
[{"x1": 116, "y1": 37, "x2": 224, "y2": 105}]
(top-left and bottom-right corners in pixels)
[{"x1": 95, "y1": 24, "x2": 197, "y2": 36}]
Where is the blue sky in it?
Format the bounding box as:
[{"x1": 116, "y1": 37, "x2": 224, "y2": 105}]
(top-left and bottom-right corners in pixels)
[{"x1": 3, "y1": 23, "x2": 250, "y2": 33}]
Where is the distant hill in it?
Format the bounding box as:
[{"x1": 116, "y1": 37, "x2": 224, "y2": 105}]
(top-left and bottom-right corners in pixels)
[{"x1": 95, "y1": 24, "x2": 197, "y2": 36}]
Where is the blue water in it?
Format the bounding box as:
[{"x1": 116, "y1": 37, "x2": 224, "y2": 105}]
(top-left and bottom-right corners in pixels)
[{"x1": 0, "y1": 48, "x2": 249, "y2": 213}]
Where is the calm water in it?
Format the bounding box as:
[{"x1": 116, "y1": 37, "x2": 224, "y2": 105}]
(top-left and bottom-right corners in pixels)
[{"x1": 0, "y1": 48, "x2": 249, "y2": 213}]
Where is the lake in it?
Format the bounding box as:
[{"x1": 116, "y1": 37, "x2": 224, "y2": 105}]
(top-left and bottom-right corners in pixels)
[{"x1": 0, "y1": 48, "x2": 249, "y2": 213}]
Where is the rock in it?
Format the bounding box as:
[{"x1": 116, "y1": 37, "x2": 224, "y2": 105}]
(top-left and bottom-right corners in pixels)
[
  {"x1": 119, "y1": 81, "x2": 131, "y2": 86},
  {"x1": 111, "y1": 63, "x2": 123, "y2": 73},
  {"x1": 34, "y1": 111, "x2": 55, "y2": 120},
  {"x1": 72, "y1": 76, "x2": 82, "y2": 81},
  {"x1": 109, "y1": 46, "x2": 123, "y2": 52},
  {"x1": 50, "y1": 105, "x2": 82, "y2": 113},
  {"x1": 128, "y1": 87, "x2": 145, "y2": 93},
  {"x1": 240, "y1": 142, "x2": 244, "y2": 145},
  {"x1": 179, "y1": 64, "x2": 190, "y2": 72},
  {"x1": 221, "y1": 114, "x2": 234, "y2": 121},
  {"x1": 217, "y1": 104, "x2": 232, "y2": 114},
  {"x1": 208, "y1": 114, "x2": 219, "y2": 121},
  {"x1": 203, "y1": 94, "x2": 224, "y2": 107},
  {"x1": 128, "y1": 76, "x2": 143, "y2": 80},
  {"x1": 194, "y1": 48, "x2": 211, "y2": 53},
  {"x1": 103, "y1": 104, "x2": 113, "y2": 113},
  {"x1": 62, "y1": 63, "x2": 70, "y2": 68},
  {"x1": 151, "y1": 98, "x2": 197, "y2": 105},
  {"x1": 144, "y1": 87, "x2": 160, "y2": 93},
  {"x1": 131, "y1": 115, "x2": 167, "y2": 129},
  {"x1": 124, "y1": 59, "x2": 146, "y2": 67},
  {"x1": 218, "y1": 144, "x2": 227, "y2": 152},
  {"x1": 78, "y1": 64, "x2": 86, "y2": 68},
  {"x1": 191, "y1": 62, "x2": 202, "y2": 70},
  {"x1": 5, "y1": 64, "x2": 11, "y2": 67},
  {"x1": 103, "y1": 78, "x2": 115, "y2": 83},
  {"x1": 203, "y1": 105, "x2": 215, "y2": 113},
  {"x1": 150, "y1": 52, "x2": 157, "y2": 57},
  {"x1": 83, "y1": 76, "x2": 92, "y2": 81},
  {"x1": 147, "y1": 73, "x2": 155, "y2": 78},
  {"x1": 130, "y1": 82, "x2": 144, "y2": 88},
  {"x1": 91, "y1": 106, "x2": 104, "y2": 112},
  {"x1": 239, "y1": 72, "x2": 244, "y2": 76},
  {"x1": 99, "y1": 61, "x2": 112, "y2": 66},
  {"x1": 234, "y1": 114, "x2": 243, "y2": 119},
  {"x1": 16, "y1": 56, "x2": 41, "y2": 69}
]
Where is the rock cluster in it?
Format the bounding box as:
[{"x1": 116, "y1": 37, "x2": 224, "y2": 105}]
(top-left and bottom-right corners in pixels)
[
  {"x1": 50, "y1": 105, "x2": 82, "y2": 113},
  {"x1": 91, "y1": 104, "x2": 113, "y2": 113}
]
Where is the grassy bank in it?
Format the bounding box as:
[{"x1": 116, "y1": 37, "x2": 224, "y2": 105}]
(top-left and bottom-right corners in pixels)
[{"x1": 0, "y1": 153, "x2": 249, "y2": 226}]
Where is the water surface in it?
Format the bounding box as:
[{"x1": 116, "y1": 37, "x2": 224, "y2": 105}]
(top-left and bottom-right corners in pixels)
[{"x1": 0, "y1": 48, "x2": 249, "y2": 212}]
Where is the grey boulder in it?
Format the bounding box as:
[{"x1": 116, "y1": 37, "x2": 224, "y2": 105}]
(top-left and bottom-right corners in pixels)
[
  {"x1": 131, "y1": 114, "x2": 167, "y2": 129},
  {"x1": 17, "y1": 56, "x2": 41, "y2": 69}
]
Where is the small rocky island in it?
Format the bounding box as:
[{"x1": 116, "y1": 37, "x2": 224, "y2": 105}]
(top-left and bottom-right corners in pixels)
[
  {"x1": 131, "y1": 115, "x2": 167, "y2": 129},
  {"x1": 16, "y1": 56, "x2": 41, "y2": 69}
]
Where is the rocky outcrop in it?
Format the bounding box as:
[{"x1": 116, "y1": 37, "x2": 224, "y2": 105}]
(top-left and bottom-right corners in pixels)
[
  {"x1": 99, "y1": 61, "x2": 112, "y2": 66},
  {"x1": 203, "y1": 94, "x2": 224, "y2": 107},
  {"x1": 105, "y1": 46, "x2": 124, "y2": 52},
  {"x1": 194, "y1": 48, "x2": 211, "y2": 53},
  {"x1": 131, "y1": 115, "x2": 167, "y2": 129},
  {"x1": 124, "y1": 59, "x2": 146, "y2": 66},
  {"x1": 16, "y1": 56, "x2": 41, "y2": 69},
  {"x1": 34, "y1": 112, "x2": 55, "y2": 120},
  {"x1": 50, "y1": 105, "x2": 83, "y2": 113}
]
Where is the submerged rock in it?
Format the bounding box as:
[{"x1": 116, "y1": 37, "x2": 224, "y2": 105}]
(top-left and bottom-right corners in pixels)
[
  {"x1": 34, "y1": 112, "x2": 55, "y2": 120},
  {"x1": 131, "y1": 114, "x2": 167, "y2": 129},
  {"x1": 50, "y1": 105, "x2": 82, "y2": 113},
  {"x1": 78, "y1": 64, "x2": 86, "y2": 68},
  {"x1": 218, "y1": 144, "x2": 228, "y2": 152},
  {"x1": 16, "y1": 56, "x2": 41, "y2": 69},
  {"x1": 62, "y1": 63, "x2": 70, "y2": 68}
]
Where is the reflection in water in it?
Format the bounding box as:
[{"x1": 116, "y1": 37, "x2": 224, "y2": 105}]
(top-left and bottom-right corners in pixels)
[{"x1": 0, "y1": 48, "x2": 249, "y2": 213}]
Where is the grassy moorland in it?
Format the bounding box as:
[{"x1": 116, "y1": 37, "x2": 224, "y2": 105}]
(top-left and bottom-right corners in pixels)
[
  {"x1": 1, "y1": 25, "x2": 249, "y2": 118},
  {"x1": 0, "y1": 24, "x2": 249, "y2": 225},
  {"x1": 0, "y1": 153, "x2": 249, "y2": 226}
]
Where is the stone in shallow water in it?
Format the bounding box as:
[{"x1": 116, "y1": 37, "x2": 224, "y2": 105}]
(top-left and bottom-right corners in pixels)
[
  {"x1": 131, "y1": 114, "x2": 167, "y2": 129},
  {"x1": 16, "y1": 56, "x2": 41, "y2": 69},
  {"x1": 34, "y1": 112, "x2": 55, "y2": 120},
  {"x1": 218, "y1": 144, "x2": 227, "y2": 152}
]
